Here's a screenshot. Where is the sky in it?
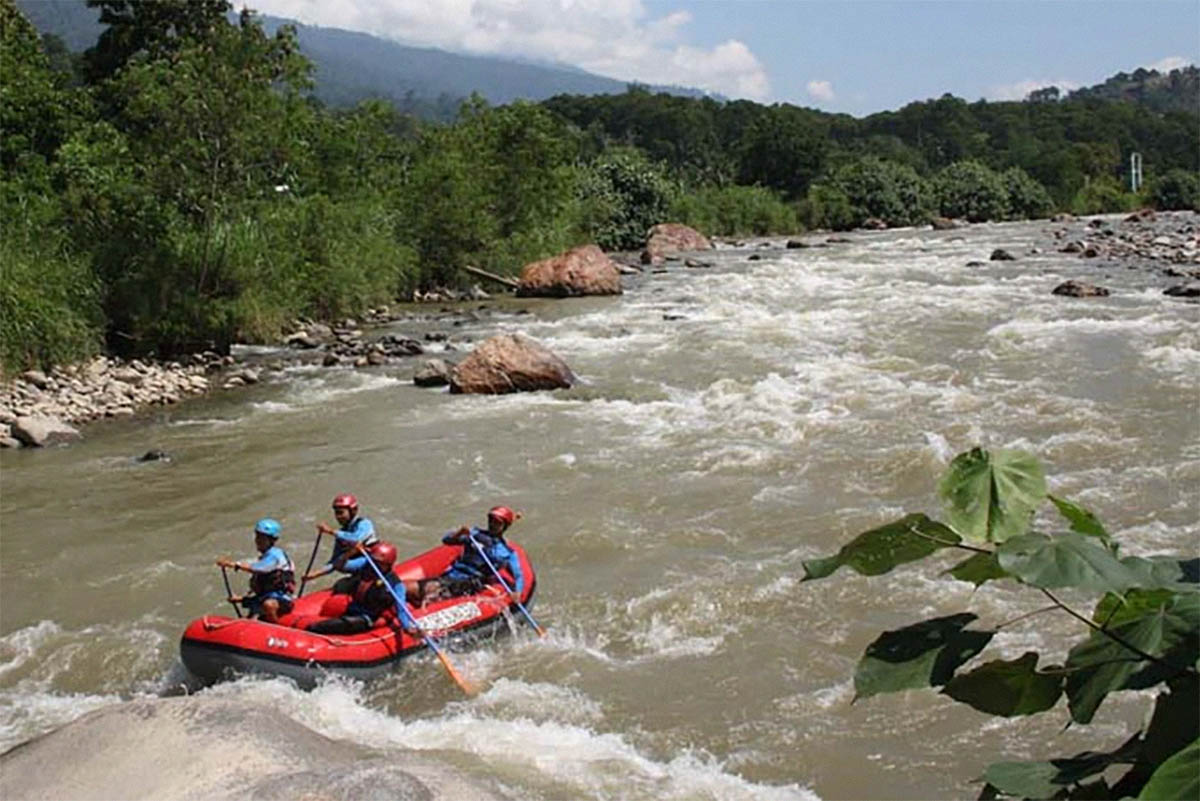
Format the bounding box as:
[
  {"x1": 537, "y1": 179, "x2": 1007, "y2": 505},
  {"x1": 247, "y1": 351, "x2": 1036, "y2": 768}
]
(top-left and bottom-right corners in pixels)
[{"x1": 244, "y1": 0, "x2": 1200, "y2": 116}]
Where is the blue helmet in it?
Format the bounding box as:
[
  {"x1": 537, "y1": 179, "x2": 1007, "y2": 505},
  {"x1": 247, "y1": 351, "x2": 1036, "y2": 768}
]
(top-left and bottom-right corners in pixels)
[{"x1": 254, "y1": 518, "x2": 282, "y2": 538}]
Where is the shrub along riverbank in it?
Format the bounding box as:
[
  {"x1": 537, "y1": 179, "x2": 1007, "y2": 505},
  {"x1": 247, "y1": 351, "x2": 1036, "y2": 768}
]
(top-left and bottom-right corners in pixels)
[{"x1": 3, "y1": 0, "x2": 1197, "y2": 374}]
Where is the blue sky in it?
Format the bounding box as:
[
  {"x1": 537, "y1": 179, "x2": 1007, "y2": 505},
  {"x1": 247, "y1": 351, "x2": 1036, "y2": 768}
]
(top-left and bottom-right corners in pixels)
[{"x1": 249, "y1": 0, "x2": 1200, "y2": 116}]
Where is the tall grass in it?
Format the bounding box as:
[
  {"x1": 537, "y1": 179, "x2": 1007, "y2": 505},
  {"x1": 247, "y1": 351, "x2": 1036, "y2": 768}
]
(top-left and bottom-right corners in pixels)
[
  {"x1": 0, "y1": 188, "x2": 101, "y2": 373},
  {"x1": 670, "y1": 185, "x2": 799, "y2": 236}
]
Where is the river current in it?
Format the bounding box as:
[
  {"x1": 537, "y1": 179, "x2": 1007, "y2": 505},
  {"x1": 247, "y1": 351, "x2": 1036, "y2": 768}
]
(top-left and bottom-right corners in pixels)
[{"x1": 1, "y1": 217, "x2": 1197, "y2": 800}]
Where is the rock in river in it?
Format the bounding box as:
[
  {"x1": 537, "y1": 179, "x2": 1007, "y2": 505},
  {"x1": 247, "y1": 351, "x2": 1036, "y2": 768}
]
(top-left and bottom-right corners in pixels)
[{"x1": 449, "y1": 333, "x2": 575, "y2": 394}]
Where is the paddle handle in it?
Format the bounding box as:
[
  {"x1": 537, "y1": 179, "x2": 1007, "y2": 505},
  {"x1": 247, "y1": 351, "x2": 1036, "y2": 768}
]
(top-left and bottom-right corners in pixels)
[
  {"x1": 468, "y1": 535, "x2": 545, "y2": 637},
  {"x1": 357, "y1": 548, "x2": 477, "y2": 696},
  {"x1": 220, "y1": 566, "x2": 243, "y2": 618},
  {"x1": 297, "y1": 530, "x2": 324, "y2": 597}
]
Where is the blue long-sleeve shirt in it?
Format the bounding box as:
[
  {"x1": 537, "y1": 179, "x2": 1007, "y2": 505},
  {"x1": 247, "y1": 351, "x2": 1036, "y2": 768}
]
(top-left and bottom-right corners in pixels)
[
  {"x1": 327, "y1": 517, "x2": 377, "y2": 573},
  {"x1": 443, "y1": 527, "x2": 526, "y2": 597},
  {"x1": 249, "y1": 545, "x2": 292, "y2": 575}
]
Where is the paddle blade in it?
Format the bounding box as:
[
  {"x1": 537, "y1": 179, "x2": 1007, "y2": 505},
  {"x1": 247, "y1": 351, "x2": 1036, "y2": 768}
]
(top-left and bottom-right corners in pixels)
[{"x1": 433, "y1": 646, "x2": 478, "y2": 695}]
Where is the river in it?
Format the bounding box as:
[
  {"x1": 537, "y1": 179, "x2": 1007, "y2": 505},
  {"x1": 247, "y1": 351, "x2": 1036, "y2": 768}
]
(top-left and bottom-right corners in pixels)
[{"x1": 1, "y1": 217, "x2": 1196, "y2": 800}]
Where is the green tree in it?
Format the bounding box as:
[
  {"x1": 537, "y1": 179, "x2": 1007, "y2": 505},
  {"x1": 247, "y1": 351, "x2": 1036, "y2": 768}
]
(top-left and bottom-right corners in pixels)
[
  {"x1": 670, "y1": 185, "x2": 797, "y2": 236},
  {"x1": 1070, "y1": 175, "x2": 1136, "y2": 215},
  {"x1": 83, "y1": 0, "x2": 230, "y2": 84},
  {"x1": 398, "y1": 97, "x2": 584, "y2": 284},
  {"x1": 92, "y1": 8, "x2": 316, "y2": 354},
  {"x1": 1150, "y1": 168, "x2": 1200, "y2": 211},
  {"x1": 576, "y1": 146, "x2": 679, "y2": 251},
  {"x1": 934, "y1": 160, "x2": 1010, "y2": 222},
  {"x1": 803, "y1": 447, "x2": 1198, "y2": 800},
  {"x1": 1002, "y1": 166, "x2": 1055, "y2": 219},
  {"x1": 734, "y1": 107, "x2": 827, "y2": 199},
  {"x1": 811, "y1": 156, "x2": 932, "y2": 229},
  {"x1": 0, "y1": 0, "x2": 82, "y2": 172}
]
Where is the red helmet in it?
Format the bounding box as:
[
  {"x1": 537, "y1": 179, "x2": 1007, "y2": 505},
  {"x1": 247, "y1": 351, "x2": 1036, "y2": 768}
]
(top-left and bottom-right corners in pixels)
[
  {"x1": 368, "y1": 541, "x2": 397, "y2": 571},
  {"x1": 332, "y1": 493, "x2": 358, "y2": 511},
  {"x1": 488, "y1": 506, "x2": 516, "y2": 526}
]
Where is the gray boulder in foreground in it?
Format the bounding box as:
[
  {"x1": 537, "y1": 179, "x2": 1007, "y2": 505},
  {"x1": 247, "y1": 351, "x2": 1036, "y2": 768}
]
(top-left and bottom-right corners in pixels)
[
  {"x1": 449, "y1": 333, "x2": 575, "y2": 394},
  {"x1": 0, "y1": 695, "x2": 502, "y2": 801},
  {"x1": 11, "y1": 415, "x2": 81, "y2": 447}
]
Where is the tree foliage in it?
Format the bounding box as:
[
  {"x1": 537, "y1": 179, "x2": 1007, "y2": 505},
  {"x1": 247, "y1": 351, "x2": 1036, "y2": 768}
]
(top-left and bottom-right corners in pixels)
[
  {"x1": 807, "y1": 156, "x2": 932, "y2": 229},
  {"x1": 575, "y1": 147, "x2": 679, "y2": 251},
  {"x1": 1150, "y1": 169, "x2": 1200, "y2": 212},
  {"x1": 3, "y1": 0, "x2": 1198, "y2": 369},
  {"x1": 933, "y1": 160, "x2": 1010, "y2": 222},
  {"x1": 803, "y1": 447, "x2": 1199, "y2": 800}
]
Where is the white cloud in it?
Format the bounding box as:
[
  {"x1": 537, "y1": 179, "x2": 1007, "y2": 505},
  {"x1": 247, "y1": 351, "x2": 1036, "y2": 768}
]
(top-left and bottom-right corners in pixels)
[
  {"x1": 243, "y1": 0, "x2": 771, "y2": 99},
  {"x1": 986, "y1": 78, "x2": 1080, "y2": 102},
  {"x1": 1144, "y1": 56, "x2": 1192, "y2": 73},
  {"x1": 806, "y1": 79, "x2": 834, "y2": 102}
]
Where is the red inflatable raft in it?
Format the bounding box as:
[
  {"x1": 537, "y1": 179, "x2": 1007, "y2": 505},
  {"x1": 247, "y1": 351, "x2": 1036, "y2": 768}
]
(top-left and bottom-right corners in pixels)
[{"x1": 180, "y1": 541, "x2": 536, "y2": 687}]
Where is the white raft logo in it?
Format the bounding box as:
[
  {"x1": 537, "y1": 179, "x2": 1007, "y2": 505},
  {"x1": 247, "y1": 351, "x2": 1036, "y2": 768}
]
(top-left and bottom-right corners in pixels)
[
  {"x1": 267, "y1": 636, "x2": 289, "y2": 649},
  {"x1": 417, "y1": 602, "x2": 481, "y2": 632}
]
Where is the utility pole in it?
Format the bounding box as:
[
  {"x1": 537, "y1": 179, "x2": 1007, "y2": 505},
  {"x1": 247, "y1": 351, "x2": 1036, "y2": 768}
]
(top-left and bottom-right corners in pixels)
[{"x1": 1130, "y1": 152, "x2": 1143, "y2": 192}]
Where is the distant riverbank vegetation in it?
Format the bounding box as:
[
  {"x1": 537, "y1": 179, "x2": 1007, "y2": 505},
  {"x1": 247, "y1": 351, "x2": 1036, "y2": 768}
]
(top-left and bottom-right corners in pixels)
[{"x1": 3, "y1": 0, "x2": 1198, "y2": 371}]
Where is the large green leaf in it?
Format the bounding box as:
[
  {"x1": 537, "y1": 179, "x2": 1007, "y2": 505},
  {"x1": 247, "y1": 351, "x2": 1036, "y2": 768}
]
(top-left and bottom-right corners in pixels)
[
  {"x1": 1065, "y1": 607, "x2": 1169, "y2": 723},
  {"x1": 801, "y1": 513, "x2": 961, "y2": 581},
  {"x1": 938, "y1": 447, "x2": 1046, "y2": 544},
  {"x1": 1049, "y1": 494, "x2": 1115, "y2": 552},
  {"x1": 981, "y1": 735, "x2": 1143, "y2": 799},
  {"x1": 1121, "y1": 556, "x2": 1200, "y2": 593},
  {"x1": 942, "y1": 652, "x2": 1063, "y2": 716},
  {"x1": 945, "y1": 551, "x2": 1009, "y2": 587},
  {"x1": 1138, "y1": 739, "x2": 1199, "y2": 801},
  {"x1": 1093, "y1": 588, "x2": 1179, "y2": 628},
  {"x1": 854, "y1": 613, "x2": 993, "y2": 700},
  {"x1": 1124, "y1": 594, "x2": 1199, "y2": 690},
  {"x1": 981, "y1": 760, "x2": 1060, "y2": 798},
  {"x1": 997, "y1": 532, "x2": 1157, "y2": 594}
]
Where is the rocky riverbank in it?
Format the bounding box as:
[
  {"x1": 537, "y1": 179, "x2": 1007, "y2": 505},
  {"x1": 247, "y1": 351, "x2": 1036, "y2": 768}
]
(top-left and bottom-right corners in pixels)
[
  {"x1": 0, "y1": 354, "x2": 234, "y2": 448},
  {"x1": 0, "y1": 297, "x2": 514, "y2": 448}
]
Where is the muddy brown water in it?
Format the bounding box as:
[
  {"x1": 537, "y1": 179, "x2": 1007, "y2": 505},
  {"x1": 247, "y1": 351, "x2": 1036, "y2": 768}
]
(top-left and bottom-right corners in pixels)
[{"x1": 1, "y1": 218, "x2": 1196, "y2": 800}]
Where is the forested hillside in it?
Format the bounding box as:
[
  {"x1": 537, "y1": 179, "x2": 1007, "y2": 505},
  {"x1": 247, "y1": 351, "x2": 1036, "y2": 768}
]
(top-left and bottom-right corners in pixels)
[
  {"x1": 1067, "y1": 65, "x2": 1200, "y2": 114},
  {"x1": 3, "y1": 0, "x2": 1198, "y2": 374},
  {"x1": 15, "y1": 0, "x2": 712, "y2": 116}
]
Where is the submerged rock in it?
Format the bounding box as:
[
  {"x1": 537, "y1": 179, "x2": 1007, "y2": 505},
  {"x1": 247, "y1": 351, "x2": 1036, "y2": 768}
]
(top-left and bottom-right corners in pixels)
[{"x1": 1052, "y1": 280, "x2": 1110, "y2": 298}]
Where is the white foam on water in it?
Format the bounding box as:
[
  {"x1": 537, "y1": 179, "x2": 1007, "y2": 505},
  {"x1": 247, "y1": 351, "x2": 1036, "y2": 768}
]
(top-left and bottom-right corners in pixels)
[
  {"x1": 197, "y1": 676, "x2": 817, "y2": 800},
  {"x1": 987, "y1": 314, "x2": 1181, "y2": 342},
  {"x1": 0, "y1": 621, "x2": 62, "y2": 680},
  {"x1": 0, "y1": 684, "x2": 122, "y2": 753},
  {"x1": 247, "y1": 399, "x2": 295, "y2": 413}
]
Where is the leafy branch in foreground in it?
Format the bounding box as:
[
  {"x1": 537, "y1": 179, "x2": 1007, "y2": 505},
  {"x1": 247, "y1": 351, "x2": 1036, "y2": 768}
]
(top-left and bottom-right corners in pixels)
[{"x1": 803, "y1": 447, "x2": 1199, "y2": 800}]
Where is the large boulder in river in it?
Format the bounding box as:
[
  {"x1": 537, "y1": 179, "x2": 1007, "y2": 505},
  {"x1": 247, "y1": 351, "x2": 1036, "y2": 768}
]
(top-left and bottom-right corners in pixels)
[
  {"x1": 449, "y1": 333, "x2": 575, "y2": 394},
  {"x1": 640, "y1": 223, "x2": 712, "y2": 265},
  {"x1": 517, "y1": 244, "x2": 622, "y2": 297},
  {"x1": 11, "y1": 414, "x2": 81, "y2": 447}
]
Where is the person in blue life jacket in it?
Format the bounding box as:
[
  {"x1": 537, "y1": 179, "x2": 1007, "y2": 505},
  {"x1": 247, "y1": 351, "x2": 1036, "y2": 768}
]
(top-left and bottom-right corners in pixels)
[
  {"x1": 216, "y1": 518, "x2": 295, "y2": 623},
  {"x1": 404, "y1": 505, "x2": 526, "y2": 606},
  {"x1": 305, "y1": 541, "x2": 420, "y2": 636},
  {"x1": 301, "y1": 493, "x2": 378, "y2": 594}
]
